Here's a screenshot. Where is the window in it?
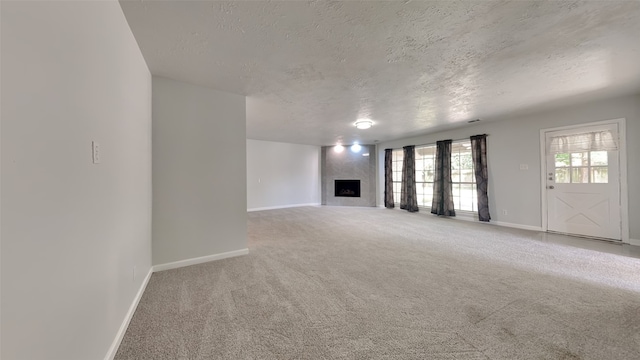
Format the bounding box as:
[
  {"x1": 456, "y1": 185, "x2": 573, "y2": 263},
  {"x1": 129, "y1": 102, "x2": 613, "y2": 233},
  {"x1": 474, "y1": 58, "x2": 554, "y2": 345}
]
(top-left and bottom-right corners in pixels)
[
  {"x1": 394, "y1": 140, "x2": 477, "y2": 212},
  {"x1": 415, "y1": 146, "x2": 436, "y2": 207},
  {"x1": 450, "y1": 141, "x2": 477, "y2": 212},
  {"x1": 391, "y1": 149, "x2": 403, "y2": 203},
  {"x1": 554, "y1": 151, "x2": 608, "y2": 184}
]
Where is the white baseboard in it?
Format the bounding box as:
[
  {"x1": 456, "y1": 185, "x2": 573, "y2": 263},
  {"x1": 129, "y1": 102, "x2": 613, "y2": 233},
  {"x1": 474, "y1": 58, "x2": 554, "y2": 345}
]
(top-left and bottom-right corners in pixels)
[
  {"x1": 426, "y1": 211, "x2": 540, "y2": 231},
  {"x1": 152, "y1": 248, "x2": 249, "y2": 272},
  {"x1": 492, "y1": 221, "x2": 543, "y2": 232},
  {"x1": 629, "y1": 238, "x2": 640, "y2": 246},
  {"x1": 247, "y1": 203, "x2": 320, "y2": 212},
  {"x1": 104, "y1": 267, "x2": 153, "y2": 360}
]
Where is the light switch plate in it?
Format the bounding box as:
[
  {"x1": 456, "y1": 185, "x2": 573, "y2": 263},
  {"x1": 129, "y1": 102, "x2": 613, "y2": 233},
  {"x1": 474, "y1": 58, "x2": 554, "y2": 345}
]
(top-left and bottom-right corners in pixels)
[{"x1": 92, "y1": 141, "x2": 101, "y2": 164}]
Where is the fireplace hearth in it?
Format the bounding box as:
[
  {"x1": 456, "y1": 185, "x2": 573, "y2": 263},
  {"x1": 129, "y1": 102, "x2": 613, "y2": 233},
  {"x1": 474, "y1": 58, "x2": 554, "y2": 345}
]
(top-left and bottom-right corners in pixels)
[{"x1": 335, "y1": 180, "x2": 361, "y2": 197}]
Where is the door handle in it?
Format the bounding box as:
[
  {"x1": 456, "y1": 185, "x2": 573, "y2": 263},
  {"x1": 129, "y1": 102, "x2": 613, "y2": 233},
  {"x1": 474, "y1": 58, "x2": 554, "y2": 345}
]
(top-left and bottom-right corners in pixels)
[{"x1": 547, "y1": 185, "x2": 555, "y2": 189}]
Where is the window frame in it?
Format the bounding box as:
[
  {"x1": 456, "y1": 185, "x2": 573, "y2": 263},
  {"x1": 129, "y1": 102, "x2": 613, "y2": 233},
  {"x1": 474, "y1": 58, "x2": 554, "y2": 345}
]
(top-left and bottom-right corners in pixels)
[
  {"x1": 449, "y1": 141, "x2": 477, "y2": 213},
  {"x1": 391, "y1": 149, "x2": 403, "y2": 204},
  {"x1": 391, "y1": 140, "x2": 478, "y2": 214},
  {"x1": 553, "y1": 150, "x2": 609, "y2": 184}
]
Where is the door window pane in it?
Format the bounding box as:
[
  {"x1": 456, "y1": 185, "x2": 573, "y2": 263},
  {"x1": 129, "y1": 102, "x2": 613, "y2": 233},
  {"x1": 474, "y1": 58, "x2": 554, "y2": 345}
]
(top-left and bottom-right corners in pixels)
[
  {"x1": 549, "y1": 130, "x2": 615, "y2": 187},
  {"x1": 553, "y1": 150, "x2": 611, "y2": 185},
  {"x1": 571, "y1": 152, "x2": 589, "y2": 166},
  {"x1": 571, "y1": 167, "x2": 589, "y2": 183},
  {"x1": 590, "y1": 151, "x2": 608, "y2": 166},
  {"x1": 555, "y1": 168, "x2": 570, "y2": 183},
  {"x1": 555, "y1": 153, "x2": 570, "y2": 167},
  {"x1": 591, "y1": 167, "x2": 608, "y2": 183}
]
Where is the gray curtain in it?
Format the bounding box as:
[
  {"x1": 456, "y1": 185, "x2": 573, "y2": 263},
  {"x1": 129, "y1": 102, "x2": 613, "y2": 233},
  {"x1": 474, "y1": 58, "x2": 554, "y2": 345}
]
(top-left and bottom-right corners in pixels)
[
  {"x1": 400, "y1": 146, "x2": 419, "y2": 212},
  {"x1": 384, "y1": 148, "x2": 395, "y2": 209},
  {"x1": 471, "y1": 134, "x2": 491, "y2": 222},
  {"x1": 431, "y1": 140, "x2": 455, "y2": 216}
]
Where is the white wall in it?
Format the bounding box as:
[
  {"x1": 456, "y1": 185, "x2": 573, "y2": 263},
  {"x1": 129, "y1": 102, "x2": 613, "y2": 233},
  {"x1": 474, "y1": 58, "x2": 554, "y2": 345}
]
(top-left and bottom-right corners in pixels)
[
  {"x1": 153, "y1": 76, "x2": 247, "y2": 266},
  {"x1": 1, "y1": 1, "x2": 152, "y2": 359},
  {"x1": 377, "y1": 94, "x2": 640, "y2": 241},
  {"x1": 246, "y1": 139, "x2": 320, "y2": 211}
]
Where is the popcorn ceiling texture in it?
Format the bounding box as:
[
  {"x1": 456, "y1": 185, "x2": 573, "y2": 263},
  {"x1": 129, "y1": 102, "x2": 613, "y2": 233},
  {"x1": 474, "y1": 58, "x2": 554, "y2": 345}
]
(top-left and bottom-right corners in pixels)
[{"x1": 120, "y1": 1, "x2": 640, "y2": 145}]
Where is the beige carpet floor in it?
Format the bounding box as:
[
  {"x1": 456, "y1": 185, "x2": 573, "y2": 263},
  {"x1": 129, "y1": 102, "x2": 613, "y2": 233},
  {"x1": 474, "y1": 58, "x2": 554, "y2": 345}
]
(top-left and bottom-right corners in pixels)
[{"x1": 115, "y1": 206, "x2": 640, "y2": 359}]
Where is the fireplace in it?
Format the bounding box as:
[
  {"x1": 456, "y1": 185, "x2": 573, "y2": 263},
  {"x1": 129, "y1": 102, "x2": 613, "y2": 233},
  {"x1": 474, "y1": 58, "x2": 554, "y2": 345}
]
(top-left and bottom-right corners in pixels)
[{"x1": 335, "y1": 180, "x2": 361, "y2": 197}]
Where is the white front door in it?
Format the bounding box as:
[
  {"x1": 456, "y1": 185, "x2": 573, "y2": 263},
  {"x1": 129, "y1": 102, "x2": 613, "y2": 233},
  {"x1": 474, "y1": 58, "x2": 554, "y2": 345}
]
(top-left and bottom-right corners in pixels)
[{"x1": 544, "y1": 123, "x2": 621, "y2": 240}]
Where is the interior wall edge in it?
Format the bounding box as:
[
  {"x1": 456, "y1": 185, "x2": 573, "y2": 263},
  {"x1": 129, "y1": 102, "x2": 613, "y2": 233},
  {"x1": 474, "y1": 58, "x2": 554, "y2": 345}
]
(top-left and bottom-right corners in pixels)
[{"x1": 103, "y1": 267, "x2": 153, "y2": 360}]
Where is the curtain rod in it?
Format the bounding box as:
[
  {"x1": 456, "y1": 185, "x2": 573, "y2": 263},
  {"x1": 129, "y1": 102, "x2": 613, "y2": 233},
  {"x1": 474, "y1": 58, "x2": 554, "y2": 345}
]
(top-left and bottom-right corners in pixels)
[{"x1": 386, "y1": 134, "x2": 488, "y2": 150}]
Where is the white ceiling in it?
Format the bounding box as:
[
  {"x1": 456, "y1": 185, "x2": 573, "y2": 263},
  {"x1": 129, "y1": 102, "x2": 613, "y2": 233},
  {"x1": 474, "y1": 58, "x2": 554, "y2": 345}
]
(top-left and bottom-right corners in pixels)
[{"x1": 120, "y1": 0, "x2": 640, "y2": 146}]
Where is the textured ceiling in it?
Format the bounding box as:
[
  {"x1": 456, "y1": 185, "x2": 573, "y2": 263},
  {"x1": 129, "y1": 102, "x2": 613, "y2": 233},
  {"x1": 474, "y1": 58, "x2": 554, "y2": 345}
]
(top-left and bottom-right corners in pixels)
[{"x1": 120, "y1": 0, "x2": 640, "y2": 146}]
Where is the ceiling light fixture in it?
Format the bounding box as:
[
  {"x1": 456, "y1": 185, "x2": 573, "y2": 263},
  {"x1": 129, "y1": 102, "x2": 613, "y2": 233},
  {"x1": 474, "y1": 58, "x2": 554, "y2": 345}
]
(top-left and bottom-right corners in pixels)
[
  {"x1": 334, "y1": 144, "x2": 344, "y2": 153},
  {"x1": 351, "y1": 143, "x2": 362, "y2": 153},
  {"x1": 354, "y1": 119, "x2": 374, "y2": 129}
]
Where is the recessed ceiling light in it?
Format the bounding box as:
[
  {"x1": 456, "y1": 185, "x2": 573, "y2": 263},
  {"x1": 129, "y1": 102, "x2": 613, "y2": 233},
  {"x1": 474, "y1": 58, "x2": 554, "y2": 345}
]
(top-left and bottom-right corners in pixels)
[
  {"x1": 334, "y1": 144, "x2": 344, "y2": 153},
  {"x1": 354, "y1": 119, "x2": 373, "y2": 129},
  {"x1": 362, "y1": 153, "x2": 370, "y2": 157},
  {"x1": 351, "y1": 143, "x2": 362, "y2": 152}
]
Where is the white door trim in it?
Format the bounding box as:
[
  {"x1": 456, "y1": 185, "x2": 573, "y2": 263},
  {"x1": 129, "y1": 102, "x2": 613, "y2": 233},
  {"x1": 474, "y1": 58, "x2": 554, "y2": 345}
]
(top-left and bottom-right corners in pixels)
[{"x1": 539, "y1": 118, "x2": 629, "y2": 243}]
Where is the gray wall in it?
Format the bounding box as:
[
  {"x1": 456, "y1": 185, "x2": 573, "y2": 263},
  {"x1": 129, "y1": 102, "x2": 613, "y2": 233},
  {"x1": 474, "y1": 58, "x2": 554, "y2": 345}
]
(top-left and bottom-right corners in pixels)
[
  {"x1": 247, "y1": 139, "x2": 321, "y2": 210},
  {"x1": 1, "y1": 1, "x2": 152, "y2": 359},
  {"x1": 152, "y1": 76, "x2": 247, "y2": 266},
  {"x1": 377, "y1": 94, "x2": 640, "y2": 241},
  {"x1": 322, "y1": 145, "x2": 376, "y2": 206}
]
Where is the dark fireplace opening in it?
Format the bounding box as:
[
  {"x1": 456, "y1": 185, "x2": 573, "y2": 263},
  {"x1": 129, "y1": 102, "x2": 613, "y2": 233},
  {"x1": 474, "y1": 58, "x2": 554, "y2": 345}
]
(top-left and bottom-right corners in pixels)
[{"x1": 335, "y1": 180, "x2": 361, "y2": 197}]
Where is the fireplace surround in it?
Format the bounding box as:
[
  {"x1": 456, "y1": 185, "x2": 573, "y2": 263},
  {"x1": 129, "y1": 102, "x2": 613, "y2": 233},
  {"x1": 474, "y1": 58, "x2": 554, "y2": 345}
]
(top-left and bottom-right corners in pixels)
[
  {"x1": 321, "y1": 144, "x2": 376, "y2": 206},
  {"x1": 334, "y1": 180, "x2": 361, "y2": 197}
]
